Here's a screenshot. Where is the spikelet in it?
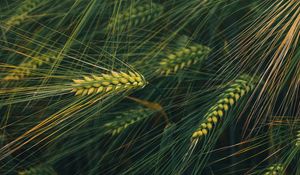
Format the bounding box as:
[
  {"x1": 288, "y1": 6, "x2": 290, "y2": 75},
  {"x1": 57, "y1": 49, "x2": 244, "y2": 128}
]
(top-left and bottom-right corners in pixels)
[
  {"x1": 3, "y1": 53, "x2": 55, "y2": 81},
  {"x1": 18, "y1": 165, "x2": 57, "y2": 175},
  {"x1": 295, "y1": 130, "x2": 300, "y2": 147},
  {"x1": 263, "y1": 164, "x2": 284, "y2": 175},
  {"x1": 71, "y1": 71, "x2": 146, "y2": 96},
  {"x1": 3, "y1": 0, "x2": 44, "y2": 29},
  {"x1": 158, "y1": 44, "x2": 211, "y2": 76},
  {"x1": 104, "y1": 107, "x2": 153, "y2": 136},
  {"x1": 106, "y1": 3, "x2": 163, "y2": 32},
  {"x1": 191, "y1": 75, "x2": 257, "y2": 139}
]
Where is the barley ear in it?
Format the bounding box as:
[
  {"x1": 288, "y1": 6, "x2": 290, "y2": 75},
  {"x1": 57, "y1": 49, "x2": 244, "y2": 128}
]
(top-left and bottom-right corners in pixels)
[
  {"x1": 4, "y1": 0, "x2": 44, "y2": 30},
  {"x1": 192, "y1": 74, "x2": 258, "y2": 140},
  {"x1": 71, "y1": 71, "x2": 147, "y2": 96},
  {"x1": 263, "y1": 164, "x2": 284, "y2": 175},
  {"x1": 106, "y1": 3, "x2": 163, "y2": 32},
  {"x1": 295, "y1": 130, "x2": 300, "y2": 147},
  {"x1": 104, "y1": 107, "x2": 153, "y2": 136},
  {"x1": 3, "y1": 53, "x2": 55, "y2": 81},
  {"x1": 158, "y1": 44, "x2": 211, "y2": 76}
]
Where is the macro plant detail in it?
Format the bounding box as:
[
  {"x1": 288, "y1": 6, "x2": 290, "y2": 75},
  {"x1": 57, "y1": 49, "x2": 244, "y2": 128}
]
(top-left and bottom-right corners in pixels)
[
  {"x1": 71, "y1": 71, "x2": 146, "y2": 96},
  {"x1": 3, "y1": 53, "x2": 55, "y2": 81},
  {"x1": 106, "y1": 2, "x2": 164, "y2": 32},
  {"x1": 296, "y1": 130, "x2": 300, "y2": 147},
  {"x1": 192, "y1": 74, "x2": 257, "y2": 139},
  {"x1": 3, "y1": 0, "x2": 45, "y2": 30},
  {"x1": 158, "y1": 43, "x2": 211, "y2": 75},
  {"x1": 104, "y1": 107, "x2": 154, "y2": 136},
  {"x1": 0, "y1": 0, "x2": 299, "y2": 174},
  {"x1": 263, "y1": 164, "x2": 284, "y2": 175}
]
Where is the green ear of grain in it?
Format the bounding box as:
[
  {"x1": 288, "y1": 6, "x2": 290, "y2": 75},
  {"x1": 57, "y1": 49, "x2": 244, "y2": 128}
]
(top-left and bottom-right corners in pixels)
[
  {"x1": 71, "y1": 71, "x2": 147, "y2": 96},
  {"x1": 4, "y1": 0, "x2": 45, "y2": 29},
  {"x1": 263, "y1": 164, "x2": 284, "y2": 175},
  {"x1": 3, "y1": 53, "x2": 55, "y2": 81},
  {"x1": 295, "y1": 130, "x2": 300, "y2": 147},
  {"x1": 104, "y1": 107, "x2": 153, "y2": 136},
  {"x1": 18, "y1": 165, "x2": 57, "y2": 175},
  {"x1": 192, "y1": 74, "x2": 258, "y2": 139},
  {"x1": 158, "y1": 43, "x2": 211, "y2": 76},
  {"x1": 106, "y1": 3, "x2": 163, "y2": 32}
]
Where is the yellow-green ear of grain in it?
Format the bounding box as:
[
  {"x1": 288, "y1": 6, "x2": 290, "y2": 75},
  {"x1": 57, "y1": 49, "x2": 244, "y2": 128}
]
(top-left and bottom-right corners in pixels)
[
  {"x1": 4, "y1": 0, "x2": 46, "y2": 30},
  {"x1": 104, "y1": 107, "x2": 153, "y2": 136},
  {"x1": 192, "y1": 74, "x2": 258, "y2": 139},
  {"x1": 3, "y1": 53, "x2": 55, "y2": 81},
  {"x1": 158, "y1": 44, "x2": 211, "y2": 76},
  {"x1": 263, "y1": 164, "x2": 284, "y2": 175},
  {"x1": 71, "y1": 71, "x2": 147, "y2": 96},
  {"x1": 106, "y1": 3, "x2": 163, "y2": 32},
  {"x1": 296, "y1": 130, "x2": 300, "y2": 147}
]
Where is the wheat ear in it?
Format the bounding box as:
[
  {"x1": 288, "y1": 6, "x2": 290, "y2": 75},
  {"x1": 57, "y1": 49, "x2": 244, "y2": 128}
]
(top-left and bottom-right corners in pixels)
[
  {"x1": 3, "y1": 0, "x2": 44, "y2": 29},
  {"x1": 192, "y1": 74, "x2": 257, "y2": 139},
  {"x1": 295, "y1": 130, "x2": 300, "y2": 147},
  {"x1": 3, "y1": 53, "x2": 55, "y2": 81},
  {"x1": 106, "y1": 3, "x2": 163, "y2": 32},
  {"x1": 263, "y1": 164, "x2": 284, "y2": 175},
  {"x1": 71, "y1": 71, "x2": 147, "y2": 96},
  {"x1": 18, "y1": 165, "x2": 57, "y2": 175},
  {"x1": 104, "y1": 107, "x2": 153, "y2": 136},
  {"x1": 158, "y1": 44, "x2": 211, "y2": 76}
]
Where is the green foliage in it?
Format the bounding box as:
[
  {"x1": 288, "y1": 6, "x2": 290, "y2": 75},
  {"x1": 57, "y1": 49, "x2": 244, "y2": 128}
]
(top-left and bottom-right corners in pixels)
[{"x1": 0, "y1": 0, "x2": 299, "y2": 174}]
